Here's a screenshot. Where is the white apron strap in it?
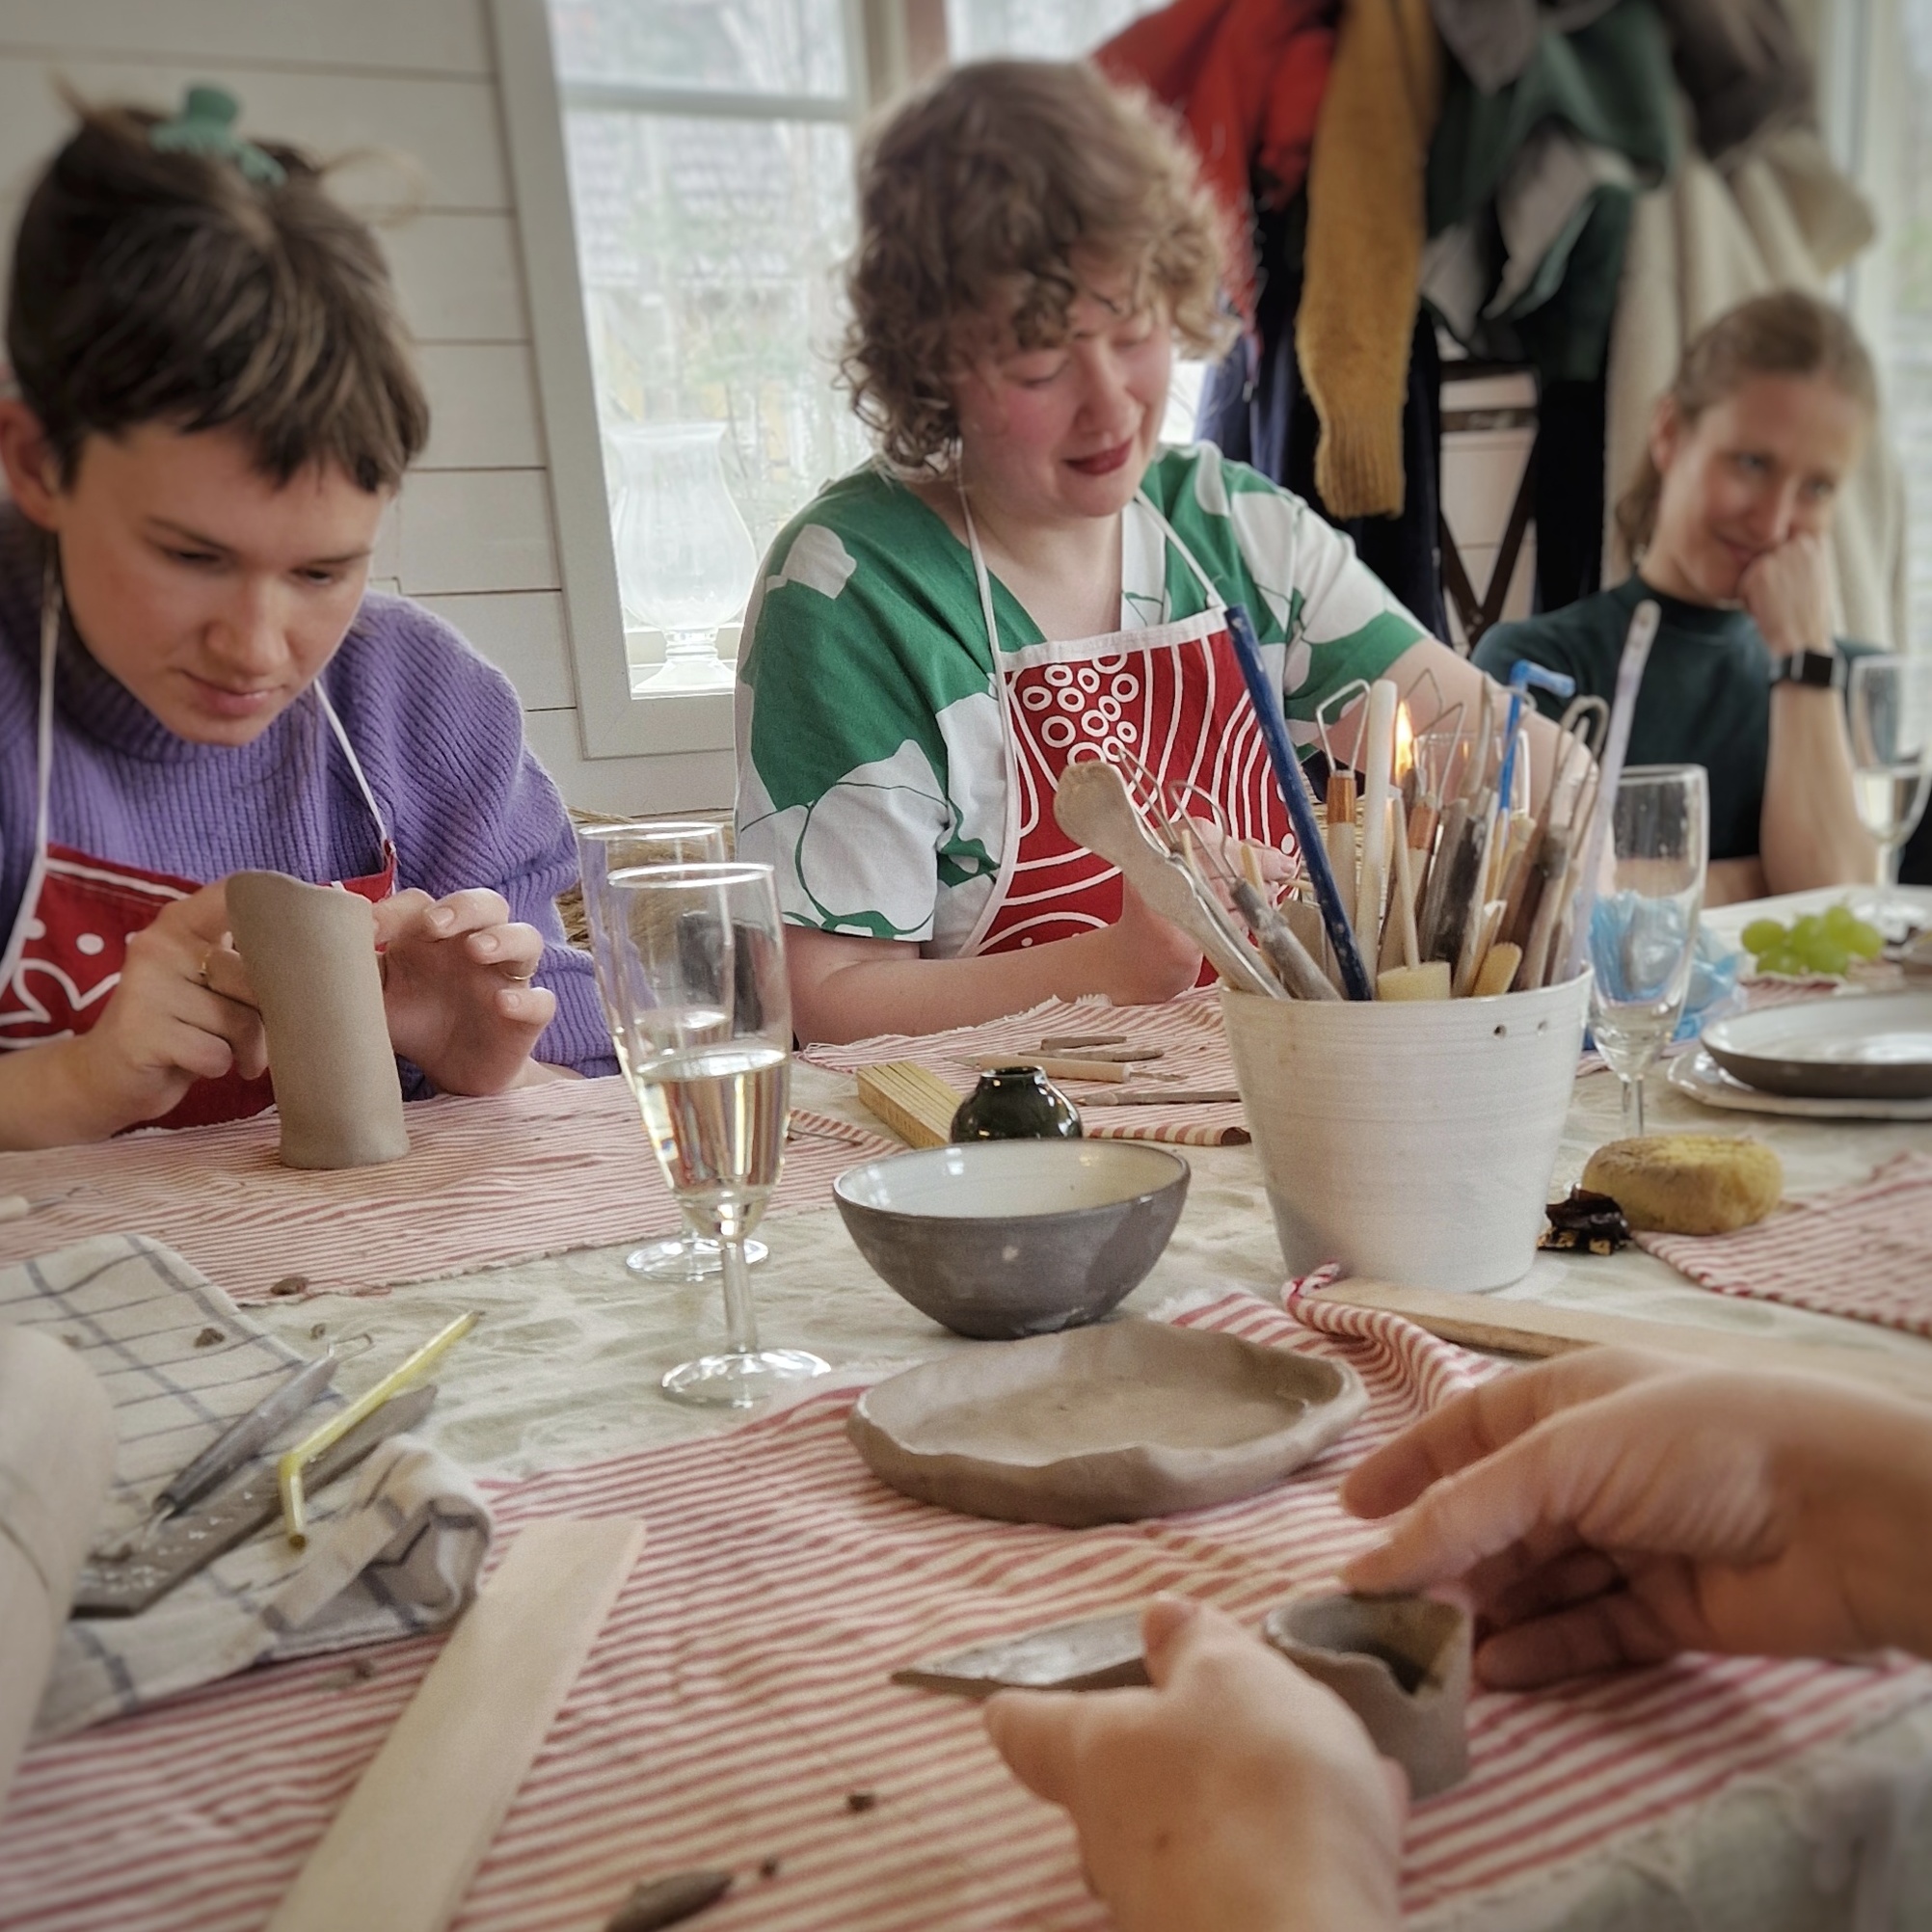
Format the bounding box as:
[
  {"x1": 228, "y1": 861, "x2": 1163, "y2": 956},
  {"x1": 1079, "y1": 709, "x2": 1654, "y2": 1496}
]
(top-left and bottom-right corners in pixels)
[
  {"x1": 955, "y1": 492, "x2": 1025, "y2": 957},
  {"x1": 0, "y1": 553, "x2": 61, "y2": 996},
  {"x1": 313, "y1": 677, "x2": 393, "y2": 856}
]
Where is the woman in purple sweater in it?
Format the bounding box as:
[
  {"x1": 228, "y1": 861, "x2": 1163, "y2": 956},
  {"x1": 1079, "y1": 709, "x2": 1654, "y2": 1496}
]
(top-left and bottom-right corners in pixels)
[{"x1": 0, "y1": 93, "x2": 615, "y2": 1147}]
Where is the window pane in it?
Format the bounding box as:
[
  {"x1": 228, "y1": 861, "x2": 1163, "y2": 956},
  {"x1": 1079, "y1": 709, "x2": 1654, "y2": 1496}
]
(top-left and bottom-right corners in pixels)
[
  {"x1": 563, "y1": 109, "x2": 868, "y2": 603},
  {"x1": 946, "y1": 0, "x2": 1165, "y2": 61},
  {"x1": 550, "y1": 0, "x2": 850, "y2": 100},
  {"x1": 1896, "y1": 0, "x2": 1932, "y2": 648}
]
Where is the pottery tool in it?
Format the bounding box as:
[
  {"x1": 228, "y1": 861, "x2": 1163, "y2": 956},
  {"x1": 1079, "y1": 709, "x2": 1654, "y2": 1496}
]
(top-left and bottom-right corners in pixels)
[
  {"x1": 1223, "y1": 604, "x2": 1374, "y2": 1000},
  {"x1": 1354, "y1": 679, "x2": 1400, "y2": 956},
  {"x1": 1079, "y1": 1087, "x2": 1243, "y2": 1106},
  {"x1": 1471, "y1": 942, "x2": 1522, "y2": 999},
  {"x1": 100, "y1": 1350, "x2": 339, "y2": 1562},
  {"x1": 856, "y1": 1061, "x2": 960, "y2": 1148},
  {"x1": 1306, "y1": 1278, "x2": 1932, "y2": 1405},
  {"x1": 605, "y1": 1871, "x2": 735, "y2": 1932},
  {"x1": 894, "y1": 1608, "x2": 1147, "y2": 1698},
  {"x1": 1231, "y1": 879, "x2": 1340, "y2": 1000},
  {"x1": 1052, "y1": 761, "x2": 1281, "y2": 998},
  {"x1": 279, "y1": 1313, "x2": 478, "y2": 1547},
  {"x1": 971, "y1": 1053, "x2": 1132, "y2": 1084},
  {"x1": 1039, "y1": 1040, "x2": 1164, "y2": 1062},
  {"x1": 1, "y1": 1326, "x2": 114, "y2": 1805},
  {"x1": 1493, "y1": 662, "x2": 1576, "y2": 834},
  {"x1": 1039, "y1": 1033, "x2": 1130, "y2": 1052},
  {"x1": 1561, "y1": 599, "x2": 1660, "y2": 981},
  {"x1": 1377, "y1": 961, "x2": 1453, "y2": 1001},
  {"x1": 1390, "y1": 799, "x2": 1421, "y2": 970},
  {"x1": 72, "y1": 1385, "x2": 437, "y2": 1617},
  {"x1": 264, "y1": 1517, "x2": 644, "y2": 1932}
]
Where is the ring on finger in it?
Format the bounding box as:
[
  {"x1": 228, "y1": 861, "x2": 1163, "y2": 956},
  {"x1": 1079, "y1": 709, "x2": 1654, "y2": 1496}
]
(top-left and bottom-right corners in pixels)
[{"x1": 196, "y1": 949, "x2": 215, "y2": 989}]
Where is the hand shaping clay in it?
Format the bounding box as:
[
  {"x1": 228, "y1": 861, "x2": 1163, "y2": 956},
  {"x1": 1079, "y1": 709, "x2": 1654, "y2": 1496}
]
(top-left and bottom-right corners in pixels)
[
  {"x1": 0, "y1": 1327, "x2": 115, "y2": 1808},
  {"x1": 227, "y1": 872, "x2": 409, "y2": 1169},
  {"x1": 1263, "y1": 1592, "x2": 1471, "y2": 1798}
]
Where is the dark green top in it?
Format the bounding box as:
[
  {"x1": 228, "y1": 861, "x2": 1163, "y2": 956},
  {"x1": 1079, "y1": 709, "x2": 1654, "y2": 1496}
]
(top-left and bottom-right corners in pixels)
[{"x1": 1474, "y1": 575, "x2": 1866, "y2": 867}]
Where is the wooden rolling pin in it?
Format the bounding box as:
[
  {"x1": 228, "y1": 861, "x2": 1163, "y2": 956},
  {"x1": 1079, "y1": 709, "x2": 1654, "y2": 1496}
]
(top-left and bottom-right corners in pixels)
[{"x1": 1309, "y1": 1280, "x2": 1932, "y2": 1405}]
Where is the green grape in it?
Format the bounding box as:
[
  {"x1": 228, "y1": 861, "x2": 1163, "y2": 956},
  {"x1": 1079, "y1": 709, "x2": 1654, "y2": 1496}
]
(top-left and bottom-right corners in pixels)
[
  {"x1": 1822, "y1": 902, "x2": 1860, "y2": 936},
  {"x1": 1741, "y1": 917, "x2": 1787, "y2": 956},
  {"x1": 1800, "y1": 939, "x2": 1851, "y2": 977},
  {"x1": 1845, "y1": 920, "x2": 1885, "y2": 959},
  {"x1": 1757, "y1": 948, "x2": 1805, "y2": 977},
  {"x1": 1789, "y1": 914, "x2": 1825, "y2": 947}
]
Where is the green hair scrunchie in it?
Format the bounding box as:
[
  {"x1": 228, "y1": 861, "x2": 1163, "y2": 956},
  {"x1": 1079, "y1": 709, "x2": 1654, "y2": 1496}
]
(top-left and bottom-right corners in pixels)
[{"x1": 149, "y1": 85, "x2": 286, "y2": 187}]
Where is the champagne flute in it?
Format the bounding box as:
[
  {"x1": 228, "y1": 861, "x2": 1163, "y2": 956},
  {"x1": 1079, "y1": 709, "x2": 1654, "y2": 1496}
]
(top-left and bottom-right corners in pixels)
[
  {"x1": 1847, "y1": 656, "x2": 1932, "y2": 935},
  {"x1": 1587, "y1": 765, "x2": 1708, "y2": 1138},
  {"x1": 593, "y1": 860, "x2": 827, "y2": 1407},
  {"x1": 575, "y1": 818, "x2": 768, "y2": 1281}
]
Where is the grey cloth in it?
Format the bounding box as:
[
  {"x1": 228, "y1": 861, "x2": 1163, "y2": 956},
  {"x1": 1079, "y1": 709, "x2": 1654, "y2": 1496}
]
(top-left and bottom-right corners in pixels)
[
  {"x1": 0, "y1": 1234, "x2": 491, "y2": 1737},
  {"x1": 1429, "y1": 0, "x2": 1619, "y2": 92}
]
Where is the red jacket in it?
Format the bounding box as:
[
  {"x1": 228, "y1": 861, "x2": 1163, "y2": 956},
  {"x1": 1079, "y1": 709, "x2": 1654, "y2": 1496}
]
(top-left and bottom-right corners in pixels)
[{"x1": 1097, "y1": 0, "x2": 1338, "y2": 322}]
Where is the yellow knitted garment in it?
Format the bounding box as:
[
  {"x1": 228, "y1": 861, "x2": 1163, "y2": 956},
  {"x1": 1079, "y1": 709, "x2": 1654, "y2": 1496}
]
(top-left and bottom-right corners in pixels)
[{"x1": 1297, "y1": 0, "x2": 1443, "y2": 520}]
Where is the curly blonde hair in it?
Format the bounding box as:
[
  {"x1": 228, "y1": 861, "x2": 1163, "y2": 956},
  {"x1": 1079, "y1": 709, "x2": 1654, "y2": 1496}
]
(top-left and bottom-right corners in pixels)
[{"x1": 841, "y1": 60, "x2": 1235, "y2": 476}]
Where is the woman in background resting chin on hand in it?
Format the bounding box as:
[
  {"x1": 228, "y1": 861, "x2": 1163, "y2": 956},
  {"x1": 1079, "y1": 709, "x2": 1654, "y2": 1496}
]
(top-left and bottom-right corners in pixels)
[
  {"x1": 0, "y1": 95, "x2": 615, "y2": 1150},
  {"x1": 986, "y1": 1350, "x2": 1932, "y2": 1932}
]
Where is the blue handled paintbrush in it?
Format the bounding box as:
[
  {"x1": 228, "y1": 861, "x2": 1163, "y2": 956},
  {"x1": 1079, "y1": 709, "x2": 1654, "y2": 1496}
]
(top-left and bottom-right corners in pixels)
[{"x1": 1223, "y1": 604, "x2": 1374, "y2": 1000}]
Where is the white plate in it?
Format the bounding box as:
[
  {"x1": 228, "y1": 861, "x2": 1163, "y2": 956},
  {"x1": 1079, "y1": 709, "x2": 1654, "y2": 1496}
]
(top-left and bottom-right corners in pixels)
[
  {"x1": 1701, "y1": 992, "x2": 1932, "y2": 1100},
  {"x1": 1667, "y1": 1047, "x2": 1932, "y2": 1121}
]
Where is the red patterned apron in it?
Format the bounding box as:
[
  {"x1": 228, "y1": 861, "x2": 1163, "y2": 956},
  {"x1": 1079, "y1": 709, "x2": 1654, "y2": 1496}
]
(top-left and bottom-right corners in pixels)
[
  {"x1": 0, "y1": 567, "x2": 395, "y2": 1131},
  {"x1": 957, "y1": 497, "x2": 1298, "y2": 963}
]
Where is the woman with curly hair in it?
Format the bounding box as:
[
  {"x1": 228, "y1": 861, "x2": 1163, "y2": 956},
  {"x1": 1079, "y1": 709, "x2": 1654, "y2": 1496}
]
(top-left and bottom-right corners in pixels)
[{"x1": 736, "y1": 60, "x2": 1542, "y2": 1042}]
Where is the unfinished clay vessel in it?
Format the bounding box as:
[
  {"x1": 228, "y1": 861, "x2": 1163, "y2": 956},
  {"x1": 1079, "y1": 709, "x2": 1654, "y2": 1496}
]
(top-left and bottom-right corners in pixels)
[
  {"x1": 1263, "y1": 1591, "x2": 1471, "y2": 1797},
  {"x1": 227, "y1": 872, "x2": 409, "y2": 1169}
]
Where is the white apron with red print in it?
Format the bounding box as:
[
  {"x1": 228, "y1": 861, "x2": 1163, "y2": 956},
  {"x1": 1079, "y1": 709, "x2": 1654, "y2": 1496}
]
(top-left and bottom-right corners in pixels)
[
  {"x1": 956, "y1": 496, "x2": 1296, "y2": 964},
  {"x1": 0, "y1": 568, "x2": 395, "y2": 1131}
]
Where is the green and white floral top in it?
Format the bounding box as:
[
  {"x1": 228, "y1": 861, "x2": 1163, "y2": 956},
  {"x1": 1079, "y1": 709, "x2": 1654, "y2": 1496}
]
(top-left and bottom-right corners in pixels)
[{"x1": 735, "y1": 443, "x2": 1425, "y2": 953}]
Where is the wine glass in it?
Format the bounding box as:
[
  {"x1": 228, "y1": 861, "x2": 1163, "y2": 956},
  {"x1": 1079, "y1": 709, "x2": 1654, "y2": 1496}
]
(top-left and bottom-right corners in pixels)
[
  {"x1": 575, "y1": 818, "x2": 770, "y2": 1283},
  {"x1": 1847, "y1": 656, "x2": 1932, "y2": 935},
  {"x1": 1587, "y1": 765, "x2": 1708, "y2": 1137},
  {"x1": 591, "y1": 860, "x2": 827, "y2": 1407}
]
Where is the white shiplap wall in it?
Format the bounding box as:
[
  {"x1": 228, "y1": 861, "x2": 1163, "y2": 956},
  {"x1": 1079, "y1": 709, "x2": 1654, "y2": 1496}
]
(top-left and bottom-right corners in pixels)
[{"x1": 0, "y1": 0, "x2": 700, "y2": 813}]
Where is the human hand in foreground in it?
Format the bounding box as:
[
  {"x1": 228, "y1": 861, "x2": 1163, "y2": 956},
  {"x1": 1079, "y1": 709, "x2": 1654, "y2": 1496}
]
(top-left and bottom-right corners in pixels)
[
  {"x1": 374, "y1": 888, "x2": 556, "y2": 1094},
  {"x1": 59, "y1": 881, "x2": 264, "y2": 1135},
  {"x1": 984, "y1": 1597, "x2": 1405, "y2": 1932},
  {"x1": 1738, "y1": 530, "x2": 1833, "y2": 657},
  {"x1": 1341, "y1": 1350, "x2": 1932, "y2": 1687}
]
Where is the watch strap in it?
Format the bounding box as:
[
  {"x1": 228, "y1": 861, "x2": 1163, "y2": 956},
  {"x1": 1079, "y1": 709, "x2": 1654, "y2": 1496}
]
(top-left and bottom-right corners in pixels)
[{"x1": 1768, "y1": 648, "x2": 1843, "y2": 691}]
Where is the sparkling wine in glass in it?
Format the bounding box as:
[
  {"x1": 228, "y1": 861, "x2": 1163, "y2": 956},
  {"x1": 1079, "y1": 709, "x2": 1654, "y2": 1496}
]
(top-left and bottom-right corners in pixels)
[
  {"x1": 1847, "y1": 656, "x2": 1932, "y2": 933},
  {"x1": 594, "y1": 860, "x2": 826, "y2": 1407},
  {"x1": 1587, "y1": 765, "x2": 1708, "y2": 1137},
  {"x1": 575, "y1": 818, "x2": 767, "y2": 1282}
]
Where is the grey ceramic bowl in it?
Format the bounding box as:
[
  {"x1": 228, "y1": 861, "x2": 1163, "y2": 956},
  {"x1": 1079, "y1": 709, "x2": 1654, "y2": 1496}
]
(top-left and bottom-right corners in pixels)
[{"x1": 832, "y1": 1140, "x2": 1191, "y2": 1339}]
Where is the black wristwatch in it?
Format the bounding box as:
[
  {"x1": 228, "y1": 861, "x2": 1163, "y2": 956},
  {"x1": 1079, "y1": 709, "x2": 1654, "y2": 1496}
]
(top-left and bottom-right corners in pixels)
[{"x1": 1768, "y1": 648, "x2": 1843, "y2": 691}]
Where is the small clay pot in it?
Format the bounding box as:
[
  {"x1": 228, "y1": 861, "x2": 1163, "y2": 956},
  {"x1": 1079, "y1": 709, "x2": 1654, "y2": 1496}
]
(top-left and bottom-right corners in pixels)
[
  {"x1": 950, "y1": 1066, "x2": 1083, "y2": 1142},
  {"x1": 1263, "y1": 1592, "x2": 1471, "y2": 1798}
]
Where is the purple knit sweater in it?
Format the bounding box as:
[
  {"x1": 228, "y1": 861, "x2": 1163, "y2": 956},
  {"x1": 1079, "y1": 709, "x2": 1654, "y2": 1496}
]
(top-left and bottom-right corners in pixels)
[{"x1": 0, "y1": 504, "x2": 616, "y2": 1089}]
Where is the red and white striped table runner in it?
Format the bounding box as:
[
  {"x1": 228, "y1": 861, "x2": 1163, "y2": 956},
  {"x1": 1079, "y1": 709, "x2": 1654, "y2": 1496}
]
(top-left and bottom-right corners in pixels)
[
  {"x1": 0, "y1": 1081, "x2": 897, "y2": 1303},
  {"x1": 805, "y1": 991, "x2": 1249, "y2": 1147},
  {"x1": 1640, "y1": 1149, "x2": 1932, "y2": 1339},
  {"x1": 5, "y1": 1292, "x2": 1924, "y2": 1930}
]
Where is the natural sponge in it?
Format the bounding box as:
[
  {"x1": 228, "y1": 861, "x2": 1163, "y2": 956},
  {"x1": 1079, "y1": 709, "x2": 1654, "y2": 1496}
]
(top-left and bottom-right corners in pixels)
[{"x1": 1581, "y1": 1135, "x2": 1783, "y2": 1236}]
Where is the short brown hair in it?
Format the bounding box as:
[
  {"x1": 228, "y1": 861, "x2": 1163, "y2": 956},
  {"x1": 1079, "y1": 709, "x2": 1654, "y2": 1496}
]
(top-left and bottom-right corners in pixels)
[
  {"x1": 6, "y1": 97, "x2": 429, "y2": 493},
  {"x1": 841, "y1": 60, "x2": 1235, "y2": 475},
  {"x1": 1616, "y1": 289, "x2": 1876, "y2": 556}
]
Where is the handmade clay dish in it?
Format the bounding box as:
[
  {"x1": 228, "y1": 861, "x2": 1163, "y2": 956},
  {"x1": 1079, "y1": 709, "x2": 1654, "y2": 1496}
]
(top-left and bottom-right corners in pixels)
[
  {"x1": 1702, "y1": 991, "x2": 1932, "y2": 1101},
  {"x1": 833, "y1": 1140, "x2": 1190, "y2": 1340},
  {"x1": 1263, "y1": 1592, "x2": 1472, "y2": 1798},
  {"x1": 847, "y1": 1318, "x2": 1368, "y2": 1527},
  {"x1": 1667, "y1": 1049, "x2": 1932, "y2": 1121}
]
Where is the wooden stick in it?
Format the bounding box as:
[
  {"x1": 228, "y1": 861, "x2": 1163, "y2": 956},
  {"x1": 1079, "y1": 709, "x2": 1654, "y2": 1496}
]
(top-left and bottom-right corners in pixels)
[
  {"x1": 1080, "y1": 1087, "x2": 1242, "y2": 1106},
  {"x1": 266, "y1": 1519, "x2": 644, "y2": 1932},
  {"x1": 971, "y1": 1054, "x2": 1132, "y2": 1084},
  {"x1": 1039, "y1": 1033, "x2": 1129, "y2": 1052},
  {"x1": 1308, "y1": 1280, "x2": 1932, "y2": 1405},
  {"x1": 1355, "y1": 680, "x2": 1398, "y2": 955}
]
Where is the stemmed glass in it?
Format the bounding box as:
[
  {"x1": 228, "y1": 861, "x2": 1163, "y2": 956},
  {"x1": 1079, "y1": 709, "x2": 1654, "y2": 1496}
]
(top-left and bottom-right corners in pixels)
[
  {"x1": 1847, "y1": 656, "x2": 1932, "y2": 934},
  {"x1": 590, "y1": 860, "x2": 828, "y2": 1408},
  {"x1": 1587, "y1": 765, "x2": 1708, "y2": 1137},
  {"x1": 576, "y1": 818, "x2": 767, "y2": 1282}
]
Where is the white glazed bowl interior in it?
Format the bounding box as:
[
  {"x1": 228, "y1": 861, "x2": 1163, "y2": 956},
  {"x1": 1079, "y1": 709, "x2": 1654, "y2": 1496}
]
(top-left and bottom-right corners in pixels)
[{"x1": 835, "y1": 1140, "x2": 1187, "y2": 1218}]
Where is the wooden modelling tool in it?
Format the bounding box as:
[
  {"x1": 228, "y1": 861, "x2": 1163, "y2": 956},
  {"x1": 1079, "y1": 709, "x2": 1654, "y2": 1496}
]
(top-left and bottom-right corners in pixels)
[
  {"x1": 265, "y1": 1518, "x2": 645, "y2": 1932},
  {"x1": 971, "y1": 1053, "x2": 1133, "y2": 1084}
]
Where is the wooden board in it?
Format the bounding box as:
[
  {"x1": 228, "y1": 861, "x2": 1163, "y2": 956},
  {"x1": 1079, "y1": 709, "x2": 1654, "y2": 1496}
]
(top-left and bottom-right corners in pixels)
[
  {"x1": 1309, "y1": 1279, "x2": 1932, "y2": 1405},
  {"x1": 266, "y1": 1517, "x2": 645, "y2": 1932}
]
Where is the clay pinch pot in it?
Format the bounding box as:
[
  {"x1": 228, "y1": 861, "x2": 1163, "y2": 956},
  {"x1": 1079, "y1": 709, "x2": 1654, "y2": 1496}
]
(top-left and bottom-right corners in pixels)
[
  {"x1": 1263, "y1": 1592, "x2": 1472, "y2": 1798},
  {"x1": 832, "y1": 1140, "x2": 1189, "y2": 1340}
]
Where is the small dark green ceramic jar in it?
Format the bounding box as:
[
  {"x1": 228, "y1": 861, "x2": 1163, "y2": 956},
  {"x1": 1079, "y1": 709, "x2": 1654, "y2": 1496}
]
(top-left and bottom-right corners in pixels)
[{"x1": 949, "y1": 1065, "x2": 1084, "y2": 1142}]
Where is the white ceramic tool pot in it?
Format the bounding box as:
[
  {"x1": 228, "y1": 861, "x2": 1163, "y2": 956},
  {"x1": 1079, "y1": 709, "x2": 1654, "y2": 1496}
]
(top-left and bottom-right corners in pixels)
[{"x1": 1221, "y1": 972, "x2": 1591, "y2": 1292}]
